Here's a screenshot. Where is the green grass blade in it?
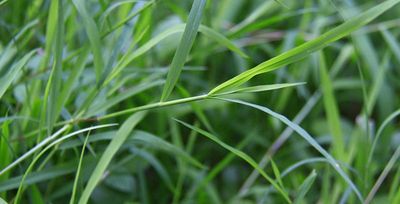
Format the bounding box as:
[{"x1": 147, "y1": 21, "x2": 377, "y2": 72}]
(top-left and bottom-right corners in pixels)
[
  {"x1": 14, "y1": 124, "x2": 115, "y2": 204},
  {"x1": 160, "y1": 0, "x2": 206, "y2": 101},
  {"x1": 107, "y1": 24, "x2": 246, "y2": 84},
  {"x1": 270, "y1": 158, "x2": 284, "y2": 188},
  {"x1": 365, "y1": 145, "x2": 400, "y2": 204},
  {"x1": 198, "y1": 25, "x2": 248, "y2": 58},
  {"x1": 319, "y1": 51, "x2": 345, "y2": 160},
  {"x1": 46, "y1": 0, "x2": 64, "y2": 133},
  {"x1": 215, "y1": 97, "x2": 363, "y2": 202},
  {"x1": 294, "y1": 170, "x2": 317, "y2": 204},
  {"x1": 380, "y1": 26, "x2": 400, "y2": 64},
  {"x1": 0, "y1": 124, "x2": 69, "y2": 176},
  {"x1": 210, "y1": 82, "x2": 305, "y2": 96},
  {"x1": 0, "y1": 51, "x2": 35, "y2": 99},
  {"x1": 69, "y1": 133, "x2": 90, "y2": 204},
  {"x1": 209, "y1": 0, "x2": 400, "y2": 95},
  {"x1": 367, "y1": 109, "x2": 400, "y2": 166},
  {"x1": 85, "y1": 79, "x2": 164, "y2": 117},
  {"x1": 71, "y1": 0, "x2": 104, "y2": 83},
  {"x1": 78, "y1": 112, "x2": 147, "y2": 204},
  {"x1": 175, "y1": 119, "x2": 292, "y2": 203}
]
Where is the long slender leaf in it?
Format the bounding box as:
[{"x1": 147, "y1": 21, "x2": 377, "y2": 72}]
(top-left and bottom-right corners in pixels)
[
  {"x1": 78, "y1": 111, "x2": 147, "y2": 204},
  {"x1": 175, "y1": 119, "x2": 292, "y2": 203},
  {"x1": 71, "y1": 0, "x2": 104, "y2": 82},
  {"x1": 0, "y1": 51, "x2": 35, "y2": 99},
  {"x1": 209, "y1": 0, "x2": 400, "y2": 95},
  {"x1": 215, "y1": 97, "x2": 363, "y2": 202},
  {"x1": 160, "y1": 0, "x2": 206, "y2": 101}
]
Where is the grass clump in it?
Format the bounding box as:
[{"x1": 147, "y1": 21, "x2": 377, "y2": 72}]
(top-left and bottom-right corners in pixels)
[{"x1": 1, "y1": 0, "x2": 400, "y2": 203}]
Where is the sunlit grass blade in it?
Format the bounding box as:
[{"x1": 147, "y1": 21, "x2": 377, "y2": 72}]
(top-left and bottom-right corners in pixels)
[
  {"x1": 14, "y1": 124, "x2": 115, "y2": 203},
  {"x1": 215, "y1": 97, "x2": 363, "y2": 202},
  {"x1": 0, "y1": 50, "x2": 35, "y2": 99},
  {"x1": 175, "y1": 119, "x2": 292, "y2": 203},
  {"x1": 71, "y1": 0, "x2": 104, "y2": 83},
  {"x1": 78, "y1": 112, "x2": 146, "y2": 204},
  {"x1": 209, "y1": 0, "x2": 400, "y2": 95},
  {"x1": 0, "y1": 125, "x2": 69, "y2": 176},
  {"x1": 160, "y1": 0, "x2": 206, "y2": 101},
  {"x1": 210, "y1": 82, "x2": 305, "y2": 96}
]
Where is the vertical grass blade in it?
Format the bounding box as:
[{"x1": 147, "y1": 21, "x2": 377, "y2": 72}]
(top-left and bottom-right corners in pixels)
[
  {"x1": 78, "y1": 111, "x2": 147, "y2": 204},
  {"x1": 69, "y1": 133, "x2": 90, "y2": 204},
  {"x1": 319, "y1": 52, "x2": 345, "y2": 160},
  {"x1": 71, "y1": 0, "x2": 104, "y2": 83},
  {"x1": 46, "y1": 0, "x2": 64, "y2": 133},
  {"x1": 160, "y1": 0, "x2": 206, "y2": 101}
]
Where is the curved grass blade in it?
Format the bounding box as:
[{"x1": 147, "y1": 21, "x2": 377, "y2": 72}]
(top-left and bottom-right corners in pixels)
[
  {"x1": 209, "y1": 0, "x2": 400, "y2": 95},
  {"x1": 78, "y1": 111, "x2": 147, "y2": 204},
  {"x1": 175, "y1": 119, "x2": 292, "y2": 203},
  {"x1": 129, "y1": 147, "x2": 174, "y2": 192},
  {"x1": 215, "y1": 97, "x2": 363, "y2": 202},
  {"x1": 198, "y1": 25, "x2": 248, "y2": 58},
  {"x1": 160, "y1": 0, "x2": 206, "y2": 101},
  {"x1": 14, "y1": 124, "x2": 116, "y2": 204},
  {"x1": 367, "y1": 109, "x2": 400, "y2": 166},
  {"x1": 0, "y1": 50, "x2": 35, "y2": 99},
  {"x1": 0, "y1": 125, "x2": 69, "y2": 176}
]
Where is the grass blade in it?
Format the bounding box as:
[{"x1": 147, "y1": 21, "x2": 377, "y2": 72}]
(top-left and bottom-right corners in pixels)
[
  {"x1": 294, "y1": 170, "x2": 317, "y2": 204},
  {"x1": 0, "y1": 51, "x2": 35, "y2": 99},
  {"x1": 215, "y1": 97, "x2": 363, "y2": 202},
  {"x1": 319, "y1": 52, "x2": 344, "y2": 159},
  {"x1": 78, "y1": 111, "x2": 147, "y2": 204},
  {"x1": 0, "y1": 125, "x2": 69, "y2": 176},
  {"x1": 14, "y1": 124, "x2": 115, "y2": 203},
  {"x1": 175, "y1": 119, "x2": 292, "y2": 203},
  {"x1": 160, "y1": 0, "x2": 206, "y2": 101},
  {"x1": 210, "y1": 82, "x2": 305, "y2": 96},
  {"x1": 209, "y1": 0, "x2": 400, "y2": 95},
  {"x1": 71, "y1": 0, "x2": 104, "y2": 83},
  {"x1": 69, "y1": 133, "x2": 90, "y2": 204}
]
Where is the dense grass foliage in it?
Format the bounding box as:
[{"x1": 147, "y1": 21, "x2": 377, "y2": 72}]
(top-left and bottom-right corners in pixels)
[{"x1": 1, "y1": 0, "x2": 400, "y2": 203}]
